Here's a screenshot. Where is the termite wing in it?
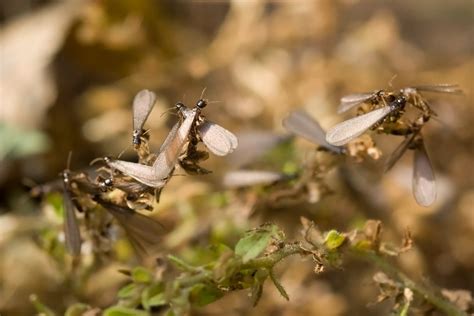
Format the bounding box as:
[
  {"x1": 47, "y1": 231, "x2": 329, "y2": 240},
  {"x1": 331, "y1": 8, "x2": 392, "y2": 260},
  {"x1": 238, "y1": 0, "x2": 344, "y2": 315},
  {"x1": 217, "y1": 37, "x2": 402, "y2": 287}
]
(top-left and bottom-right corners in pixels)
[
  {"x1": 223, "y1": 170, "x2": 291, "y2": 188},
  {"x1": 337, "y1": 90, "x2": 385, "y2": 114},
  {"x1": 227, "y1": 131, "x2": 291, "y2": 168},
  {"x1": 282, "y1": 110, "x2": 345, "y2": 154},
  {"x1": 412, "y1": 138, "x2": 436, "y2": 207},
  {"x1": 326, "y1": 95, "x2": 407, "y2": 146},
  {"x1": 132, "y1": 89, "x2": 157, "y2": 146},
  {"x1": 93, "y1": 196, "x2": 164, "y2": 257},
  {"x1": 106, "y1": 98, "x2": 238, "y2": 187},
  {"x1": 404, "y1": 84, "x2": 462, "y2": 94},
  {"x1": 384, "y1": 134, "x2": 436, "y2": 207},
  {"x1": 62, "y1": 170, "x2": 82, "y2": 256}
]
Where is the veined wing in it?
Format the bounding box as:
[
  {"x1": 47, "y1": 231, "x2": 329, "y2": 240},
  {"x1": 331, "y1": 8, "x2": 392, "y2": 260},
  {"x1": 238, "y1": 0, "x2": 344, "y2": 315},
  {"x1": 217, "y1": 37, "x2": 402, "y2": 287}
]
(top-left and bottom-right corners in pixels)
[
  {"x1": 283, "y1": 110, "x2": 344, "y2": 154},
  {"x1": 198, "y1": 120, "x2": 238, "y2": 156},
  {"x1": 132, "y1": 89, "x2": 157, "y2": 144},
  {"x1": 106, "y1": 159, "x2": 166, "y2": 188},
  {"x1": 95, "y1": 197, "x2": 164, "y2": 258},
  {"x1": 62, "y1": 180, "x2": 81, "y2": 256},
  {"x1": 412, "y1": 142, "x2": 436, "y2": 207},
  {"x1": 338, "y1": 92, "x2": 376, "y2": 113},
  {"x1": 158, "y1": 121, "x2": 179, "y2": 153},
  {"x1": 326, "y1": 106, "x2": 394, "y2": 146},
  {"x1": 133, "y1": 89, "x2": 157, "y2": 131},
  {"x1": 384, "y1": 132, "x2": 418, "y2": 172},
  {"x1": 153, "y1": 108, "x2": 197, "y2": 178},
  {"x1": 412, "y1": 84, "x2": 462, "y2": 94},
  {"x1": 223, "y1": 170, "x2": 285, "y2": 188}
]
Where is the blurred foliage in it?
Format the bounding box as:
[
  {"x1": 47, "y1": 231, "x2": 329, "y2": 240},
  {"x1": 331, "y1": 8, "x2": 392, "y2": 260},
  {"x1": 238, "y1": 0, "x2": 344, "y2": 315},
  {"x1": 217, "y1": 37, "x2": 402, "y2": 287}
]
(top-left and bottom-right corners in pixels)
[{"x1": 0, "y1": 0, "x2": 473, "y2": 315}]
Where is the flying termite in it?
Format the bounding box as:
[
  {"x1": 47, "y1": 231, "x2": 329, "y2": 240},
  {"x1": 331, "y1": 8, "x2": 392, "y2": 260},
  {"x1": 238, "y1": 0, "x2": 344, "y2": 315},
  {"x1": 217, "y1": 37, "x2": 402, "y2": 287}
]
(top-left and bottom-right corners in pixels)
[
  {"x1": 106, "y1": 98, "x2": 238, "y2": 188},
  {"x1": 326, "y1": 94, "x2": 407, "y2": 146}
]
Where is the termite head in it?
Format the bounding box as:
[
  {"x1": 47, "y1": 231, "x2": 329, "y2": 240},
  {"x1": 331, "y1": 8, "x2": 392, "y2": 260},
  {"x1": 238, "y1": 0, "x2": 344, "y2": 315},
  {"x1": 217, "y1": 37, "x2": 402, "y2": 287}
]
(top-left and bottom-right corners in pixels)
[
  {"x1": 98, "y1": 177, "x2": 113, "y2": 192},
  {"x1": 175, "y1": 102, "x2": 186, "y2": 111},
  {"x1": 132, "y1": 130, "x2": 141, "y2": 145},
  {"x1": 196, "y1": 99, "x2": 207, "y2": 109}
]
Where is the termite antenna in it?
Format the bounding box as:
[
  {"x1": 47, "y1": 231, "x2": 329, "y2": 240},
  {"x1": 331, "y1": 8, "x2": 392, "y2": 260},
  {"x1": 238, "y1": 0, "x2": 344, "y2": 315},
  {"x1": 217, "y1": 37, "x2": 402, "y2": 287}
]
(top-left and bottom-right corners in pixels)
[
  {"x1": 200, "y1": 87, "x2": 207, "y2": 100},
  {"x1": 66, "y1": 151, "x2": 73, "y2": 171},
  {"x1": 388, "y1": 74, "x2": 398, "y2": 88},
  {"x1": 90, "y1": 157, "x2": 108, "y2": 166},
  {"x1": 160, "y1": 106, "x2": 180, "y2": 117}
]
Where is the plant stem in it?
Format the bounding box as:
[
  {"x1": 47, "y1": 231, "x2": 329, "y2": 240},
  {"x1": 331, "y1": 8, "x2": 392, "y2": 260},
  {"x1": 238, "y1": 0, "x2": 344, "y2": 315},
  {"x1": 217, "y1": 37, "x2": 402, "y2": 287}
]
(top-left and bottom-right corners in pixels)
[
  {"x1": 242, "y1": 243, "x2": 307, "y2": 270},
  {"x1": 352, "y1": 250, "x2": 466, "y2": 316}
]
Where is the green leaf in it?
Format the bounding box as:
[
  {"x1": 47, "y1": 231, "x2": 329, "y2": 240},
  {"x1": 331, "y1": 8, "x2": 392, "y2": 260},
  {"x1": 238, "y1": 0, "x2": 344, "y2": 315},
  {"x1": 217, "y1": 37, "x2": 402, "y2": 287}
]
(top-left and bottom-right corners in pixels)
[
  {"x1": 190, "y1": 283, "x2": 223, "y2": 306},
  {"x1": 324, "y1": 230, "x2": 346, "y2": 250},
  {"x1": 103, "y1": 306, "x2": 149, "y2": 316},
  {"x1": 118, "y1": 283, "x2": 138, "y2": 299},
  {"x1": 141, "y1": 283, "x2": 166, "y2": 311},
  {"x1": 269, "y1": 269, "x2": 289, "y2": 301},
  {"x1": 46, "y1": 193, "x2": 64, "y2": 219},
  {"x1": 132, "y1": 266, "x2": 152, "y2": 284},
  {"x1": 147, "y1": 292, "x2": 166, "y2": 308},
  {"x1": 235, "y1": 224, "x2": 280, "y2": 263},
  {"x1": 0, "y1": 123, "x2": 50, "y2": 160}
]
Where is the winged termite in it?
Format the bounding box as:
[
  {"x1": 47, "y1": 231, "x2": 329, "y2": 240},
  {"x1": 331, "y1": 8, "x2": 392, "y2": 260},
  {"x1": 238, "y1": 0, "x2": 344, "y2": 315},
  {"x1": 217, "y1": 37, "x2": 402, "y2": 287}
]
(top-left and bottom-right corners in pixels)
[
  {"x1": 412, "y1": 139, "x2": 436, "y2": 207},
  {"x1": 283, "y1": 110, "x2": 345, "y2": 154},
  {"x1": 177, "y1": 100, "x2": 238, "y2": 157},
  {"x1": 106, "y1": 97, "x2": 237, "y2": 191},
  {"x1": 105, "y1": 102, "x2": 198, "y2": 185},
  {"x1": 223, "y1": 170, "x2": 289, "y2": 188},
  {"x1": 326, "y1": 95, "x2": 407, "y2": 146},
  {"x1": 132, "y1": 89, "x2": 157, "y2": 146},
  {"x1": 337, "y1": 90, "x2": 385, "y2": 113}
]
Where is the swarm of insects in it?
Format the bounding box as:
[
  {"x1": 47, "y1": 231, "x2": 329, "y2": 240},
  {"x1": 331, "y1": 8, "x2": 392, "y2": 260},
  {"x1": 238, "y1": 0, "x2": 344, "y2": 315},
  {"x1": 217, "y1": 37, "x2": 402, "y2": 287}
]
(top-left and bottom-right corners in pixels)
[
  {"x1": 33, "y1": 89, "x2": 238, "y2": 258},
  {"x1": 322, "y1": 84, "x2": 461, "y2": 206}
]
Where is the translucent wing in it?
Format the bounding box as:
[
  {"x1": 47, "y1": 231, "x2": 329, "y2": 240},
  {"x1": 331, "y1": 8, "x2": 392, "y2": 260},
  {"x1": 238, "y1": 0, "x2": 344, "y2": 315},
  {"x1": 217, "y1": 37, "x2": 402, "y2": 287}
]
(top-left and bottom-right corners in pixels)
[
  {"x1": 95, "y1": 197, "x2": 164, "y2": 257},
  {"x1": 283, "y1": 110, "x2": 344, "y2": 154},
  {"x1": 412, "y1": 142, "x2": 436, "y2": 207},
  {"x1": 106, "y1": 159, "x2": 166, "y2": 188},
  {"x1": 62, "y1": 183, "x2": 81, "y2": 256},
  {"x1": 158, "y1": 121, "x2": 179, "y2": 153},
  {"x1": 227, "y1": 131, "x2": 291, "y2": 168},
  {"x1": 132, "y1": 89, "x2": 157, "y2": 144},
  {"x1": 153, "y1": 108, "x2": 197, "y2": 178},
  {"x1": 384, "y1": 133, "x2": 418, "y2": 172},
  {"x1": 338, "y1": 92, "x2": 376, "y2": 113},
  {"x1": 326, "y1": 106, "x2": 394, "y2": 146},
  {"x1": 223, "y1": 170, "x2": 285, "y2": 188},
  {"x1": 411, "y1": 84, "x2": 462, "y2": 94},
  {"x1": 198, "y1": 120, "x2": 238, "y2": 156},
  {"x1": 133, "y1": 89, "x2": 157, "y2": 131}
]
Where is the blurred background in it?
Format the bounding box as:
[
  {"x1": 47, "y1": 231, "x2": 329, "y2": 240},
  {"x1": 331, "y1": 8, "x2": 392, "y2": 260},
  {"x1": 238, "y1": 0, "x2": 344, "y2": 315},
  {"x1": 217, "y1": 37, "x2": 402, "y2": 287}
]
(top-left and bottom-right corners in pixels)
[{"x1": 0, "y1": 0, "x2": 472, "y2": 315}]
